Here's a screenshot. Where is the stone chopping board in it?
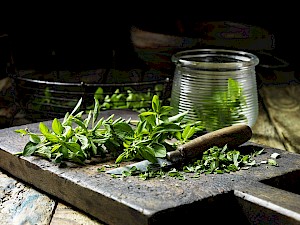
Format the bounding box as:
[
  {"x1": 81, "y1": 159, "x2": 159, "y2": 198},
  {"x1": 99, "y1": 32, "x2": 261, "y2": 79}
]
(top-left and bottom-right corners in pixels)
[{"x1": 1, "y1": 110, "x2": 300, "y2": 225}]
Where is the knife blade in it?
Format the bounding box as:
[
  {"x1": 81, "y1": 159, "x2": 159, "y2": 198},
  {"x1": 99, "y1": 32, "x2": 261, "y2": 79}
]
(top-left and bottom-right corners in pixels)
[{"x1": 106, "y1": 124, "x2": 252, "y2": 175}]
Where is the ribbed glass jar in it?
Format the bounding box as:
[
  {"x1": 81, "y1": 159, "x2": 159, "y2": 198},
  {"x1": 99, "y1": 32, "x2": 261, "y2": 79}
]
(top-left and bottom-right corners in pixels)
[{"x1": 170, "y1": 49, "x2": 259, "y2": 132}]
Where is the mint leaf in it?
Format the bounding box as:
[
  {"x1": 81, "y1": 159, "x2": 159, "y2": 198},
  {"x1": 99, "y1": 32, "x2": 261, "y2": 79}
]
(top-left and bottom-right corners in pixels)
[
  {"x1": 52, "y1": 118, "x2": 63, "y2": 135},
  {"x1": 268, "y1": 159, "x2": 278, "y2": 166},
  {"x1": 29, "y1": 134, "x2": 41, "y2": 143},
  {"x1": 150, "y1": 143, "x2": 166, "y2": 158},
  {"x1": 23, "y1": 142, "x2": 38, "y2": 156},
  {"x1": 182, "y1": 125, "x2": 195, "y2": 141}
]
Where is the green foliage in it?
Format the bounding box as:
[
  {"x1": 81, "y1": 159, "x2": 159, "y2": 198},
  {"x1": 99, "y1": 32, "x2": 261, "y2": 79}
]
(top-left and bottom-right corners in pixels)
[
  {"x1": 89, "y1": 84, "x2": 165, "y2": 112},
  {"x1": 30, "y1": 84, "x2": 165, "y2": 115},
  {"x1": 120, "y1": 145, "x2": 266, "y2": 180},
  {"x1": 197, "y1": 78, "x2": 248, "y2": 131},
  {"x1": 115, "y1": 94, "x2": 205, "y2": 163},
  {"x1": 183, "y1": 144, "x2": 262, "y2": 174},
  {"x1": 15, "y1": 95, "x2": 205, "y2": 166},
  {"x1": 15, "y1": 94, "x2": 279, "y2": 181}
]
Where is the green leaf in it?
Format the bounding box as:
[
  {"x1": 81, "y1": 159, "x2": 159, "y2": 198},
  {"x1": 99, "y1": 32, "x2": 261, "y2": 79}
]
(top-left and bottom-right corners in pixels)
[
  {"x1": 115, "y1": 152, "x2": 126, "y2": 164},
  {"x1": 62, "y1": 112, "x2": 70, "y2": 125},
  {"x1": 28, "y1": 134, "x2": 40, "y2": 143},
  {"x1": 150, "y1": 143, "x2": 166, "y2": 158},
  {"x1": 14, "y1": 129, "x2": 28, "y2": 135},
  {"x1": 61, "y1": 146, "x2": 69, "y2": 158},
  {"x1": 136, "y1": 120, "x2": 147, "y2": 136},
  {"x1": 139, "y1": 111, "x2": 156, "y2": 117},
  {"x1": 92, "y1": 117, "x2": 104, "y2": 132},
  {"x1": 35, "y1": 146, "x2": 51, "y2": 159},
  {"x1": 63, "y1": 126, "x2": 73, "y2": 140},
  {"x1": 168, "y1": 168, "x2": 185, "y2": 180},
  {"x1": 97, "y1": 167, "x2": 105, "y2": 172},
  {"x1": 74, "y1": 111, "x2": 84, "y2": 119},
  {"x1": 64, "y1": 142, "x2": 81, "y2": 153},
  {"x1": 90, "y1": 140, "x2": 97, "y2": 155},
  {"x1": 93, "y1": 98, "x2": 100, "y2": 125},
  {"x1": 227, "y1": 164, "x2": 239, "y2": 172},
  {"x1": 174, "y1": 131, "x2": 182, "y2": 141},
  {"x1": 54, "y1": 152, "x2": 63, "y2": 163},
  {"x1": 22, "y1": 142, "x2": 38, "y2": 156},
  {"x1": 152, "y1": 95, "x2": 160, "y2": 113},
  {"x1": 76, "y1": 134, "x2": 89, "y2": 150},
  {"x1": 268, "y1": 159, "x2": 278, "y2": 166},
  {"x1": 232, "y1": 151, "x2": 240, "y2": 167},
  {"x1": 113, "y1": 122, "x2": 134, "y2": 140},
  {"x1": 94, "y1": 87, "x2": 104, "y2": 101},
  {"x1": 39, "y1": 122, "x2": 60, "y2": 143},
  {"x1": 182, "y1": 125, "x2": 195, "y2": 140},
  {"x1": 111, "y1": 117, "x2": 125, "y2": 125},
  {"x1": 70, "y1": 98, "x2": 82, "y2": 116},
  {"x1": 51, "y1": 144, "x2": 61, "y2": 153},
  {"x1": 104, "y1": 114, "x2": 115, "y2": 123},
  {"x1": 68, "y1": 153, "x2": 85, "y2": 165},
  {"x1": 168, "y1": 111, "x2": 188, "y2": 123},
  {"x1": 71, "y1": 116, "x2": 88, "y2": 132},
  {"x1": 226, "y1": 152, "x2": 233, "y2": 161},
  {"x1": 139, "y1": 146, "x2": 157, "y2": 163},
  {"x1": 159, "y1": 106, "x2": 173, "y2": 115},
  {"x1": 209, "y1": 161, "x2": 217, "y2": 172},
  {"x1": 251, "y1": 148, "x2": 264, "y2": 157},
  {"x1": 84, "y1": 110, "x2": 92, "y2": 128},
  {"x1": 152, "y1": 123, "x2": 181, "y2": 135},
  {"x1": 92, "y1": 137, "x2": 110, "y2": 144},
  {"x1": 143, "y1": 114, "x2": 157, "y2": 129},
  {"x1": 39, "y1": 122, "x2": 49, "y2": 135},
  {"x1": 128, "y1": 166, "x2": 141, "y2": 175},
  {"x1": 44, "y1": 133, "x2": 60, "y2": 143},
  {"x1": 52, "y1": 118, "x2": 63, "y2": 135}
]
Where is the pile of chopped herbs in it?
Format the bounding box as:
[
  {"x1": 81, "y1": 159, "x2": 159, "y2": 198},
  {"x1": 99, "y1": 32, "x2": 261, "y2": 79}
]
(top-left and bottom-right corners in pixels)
[{"x1": 110, "y1": 145, "x2": 280, "y2": 181}]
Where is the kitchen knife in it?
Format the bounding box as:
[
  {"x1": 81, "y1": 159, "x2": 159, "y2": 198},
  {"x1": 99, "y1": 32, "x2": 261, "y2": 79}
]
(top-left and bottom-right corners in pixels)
[{"x1": 106, "y1": 124, "x2": 252, "y2": 175}]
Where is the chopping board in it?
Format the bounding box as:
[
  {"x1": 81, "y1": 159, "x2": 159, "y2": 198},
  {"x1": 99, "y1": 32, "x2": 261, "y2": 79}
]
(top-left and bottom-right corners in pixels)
[{"x1": 1, "y1": 110, "x2": 300, "y2": 225}]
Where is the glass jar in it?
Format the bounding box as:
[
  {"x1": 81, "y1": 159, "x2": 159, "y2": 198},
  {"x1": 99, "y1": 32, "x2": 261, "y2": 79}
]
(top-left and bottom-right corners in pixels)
[{"x1": 170, "y1": 49, "x2": 259, "y2": 132}]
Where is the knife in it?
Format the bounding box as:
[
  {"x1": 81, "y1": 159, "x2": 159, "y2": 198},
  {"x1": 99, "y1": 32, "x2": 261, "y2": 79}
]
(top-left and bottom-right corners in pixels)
[{"x1": 106, "y1": 124, "x2": 252, "y2": 175}]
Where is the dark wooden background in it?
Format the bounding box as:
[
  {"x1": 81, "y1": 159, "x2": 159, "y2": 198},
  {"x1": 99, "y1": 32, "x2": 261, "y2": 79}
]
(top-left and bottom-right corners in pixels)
[{"x1": 1, "y1": 8, "x2": 298, "y2": 73}]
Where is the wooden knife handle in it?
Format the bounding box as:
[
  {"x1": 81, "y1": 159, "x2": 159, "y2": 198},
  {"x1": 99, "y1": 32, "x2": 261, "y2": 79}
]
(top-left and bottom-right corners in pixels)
[{"x1": 167, "y1": 124, "x2": 252, "y2": 163}]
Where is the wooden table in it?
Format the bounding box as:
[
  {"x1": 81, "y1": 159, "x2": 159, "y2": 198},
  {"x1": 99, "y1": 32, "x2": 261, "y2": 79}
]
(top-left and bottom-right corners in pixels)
[{"x1": 1, "y1": 82, "x2": 300, "y2": 225}]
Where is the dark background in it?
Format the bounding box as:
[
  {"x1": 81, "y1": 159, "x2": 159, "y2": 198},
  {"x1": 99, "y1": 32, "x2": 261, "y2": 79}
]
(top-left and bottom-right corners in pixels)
[
  {"x1": 0, "y1": 7, "x2": 298, "y2": 75},
  {"x1": 0, "y1": 6, "x2": 298, "y2": 128}
]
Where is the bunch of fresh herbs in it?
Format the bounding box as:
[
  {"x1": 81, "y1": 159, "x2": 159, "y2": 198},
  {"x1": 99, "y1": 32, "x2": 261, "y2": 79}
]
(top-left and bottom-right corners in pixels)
[
  {"x1": 15, "y1": 95, "x2": 205, "y2": 166},
  {"x1": 15, "y1": 97, "x2": 125, "y2": 164}
]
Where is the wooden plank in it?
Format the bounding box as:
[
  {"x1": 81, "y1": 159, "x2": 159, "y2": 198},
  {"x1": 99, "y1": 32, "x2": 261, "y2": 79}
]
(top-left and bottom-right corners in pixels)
[
  {"x1": 251, "y1": 90, "x2": 286, "y2": 150},
  {"x1": 260, "y1": 84, "x2": 300, "y2": 153},
  {"x1": 1, "y1": 167, "x2": 104, "y2": 225},
  {"x1": 234, "y1": 181, "x2": 300, "y2": 225},
  {"x1": 1, "y1": 114, "x2": 300, "y2": 225},
  {"x1": 0, "y1": 169, "x2": 56, "y2": 225},
  {"x1": 50, "y1": 202, "x2": 104, "y2": 225}
]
